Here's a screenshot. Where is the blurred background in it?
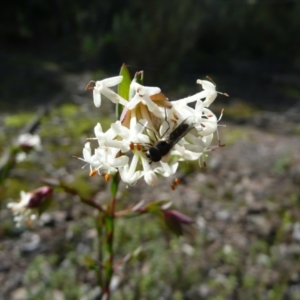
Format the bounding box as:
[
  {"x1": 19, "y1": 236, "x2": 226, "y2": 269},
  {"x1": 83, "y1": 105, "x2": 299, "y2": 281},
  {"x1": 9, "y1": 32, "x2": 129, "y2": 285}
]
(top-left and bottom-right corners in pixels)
[
  {"x1": 1, "y1": 0, "x2": 300, "y2": 111},
  {"x1": 1, "y1": 1, "x2": 300, "y2": 299}
]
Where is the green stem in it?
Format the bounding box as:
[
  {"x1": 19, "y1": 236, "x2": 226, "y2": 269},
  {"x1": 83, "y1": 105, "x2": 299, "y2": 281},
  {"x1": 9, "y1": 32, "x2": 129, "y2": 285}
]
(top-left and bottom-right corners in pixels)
[
  {"x1": 96, "y1": 212, "x2": 104, "y2": 289},
  {"x1": 101, "y1": 173, "x2": 120, "y2": 299},
  {"x1": 103, "y1": 196, "x2": 116, "y2": 298}
]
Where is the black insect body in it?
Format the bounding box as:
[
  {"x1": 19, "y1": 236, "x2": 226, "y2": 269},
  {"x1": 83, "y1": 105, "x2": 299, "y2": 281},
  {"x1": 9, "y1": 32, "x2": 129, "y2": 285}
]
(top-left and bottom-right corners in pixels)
[{"x1": 146, "y1": 119, "x2": 194, "y2": 163}]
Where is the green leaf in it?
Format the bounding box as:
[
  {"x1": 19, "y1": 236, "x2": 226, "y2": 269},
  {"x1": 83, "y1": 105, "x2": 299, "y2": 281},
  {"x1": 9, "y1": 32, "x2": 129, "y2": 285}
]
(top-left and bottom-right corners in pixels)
[
  {"x1": 116, "y1": 64, "x2": 131, "y2": 119},
  {"x1": 118, "y1": 63, "x2": 131, "y2": 100}
]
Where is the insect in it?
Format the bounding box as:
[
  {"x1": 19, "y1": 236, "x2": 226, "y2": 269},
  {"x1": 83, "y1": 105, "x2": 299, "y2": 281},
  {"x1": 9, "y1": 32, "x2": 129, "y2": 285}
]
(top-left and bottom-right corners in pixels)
[{"x1": 146, "y1": 116, "x2": 195, "y2": 163}]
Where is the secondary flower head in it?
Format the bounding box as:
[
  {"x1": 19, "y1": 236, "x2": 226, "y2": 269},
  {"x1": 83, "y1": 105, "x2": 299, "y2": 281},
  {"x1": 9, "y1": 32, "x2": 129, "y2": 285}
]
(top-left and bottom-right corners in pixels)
[
  {"x1": 81, "y1": 71, "x2": 227, "y2": 187},
  {"x1": 14, "y1": 133, "x2": 42, "y2": 162},
  {"x1": 7, "y1": 186, "x2": 53, "y2": 227},
  {"x1": 16, "y1": 133, "x2": 42, "y2": 152}
]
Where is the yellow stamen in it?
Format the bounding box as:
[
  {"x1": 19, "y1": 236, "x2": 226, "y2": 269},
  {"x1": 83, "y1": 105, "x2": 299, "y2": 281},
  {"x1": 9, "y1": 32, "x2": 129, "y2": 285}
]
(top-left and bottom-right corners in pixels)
[
  {"x1": 89, "y1": 169, "x2": 97, "y2": 177},
  {"x1": 130, "y1": 142, "x2": 134, "y2": 151},
  {"x1": 175, "y1": 178, "x2": 181, "y2": 185}
]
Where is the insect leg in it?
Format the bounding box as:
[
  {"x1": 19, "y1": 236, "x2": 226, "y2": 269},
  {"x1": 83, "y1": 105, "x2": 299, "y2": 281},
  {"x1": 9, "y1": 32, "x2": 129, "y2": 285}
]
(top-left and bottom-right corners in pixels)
[
  {"x1": 160, "y1": 108, "x2": 171, "y2": 138},
  {"x1": 138, "y1": 121, "x2": 159, "y2": 142}
]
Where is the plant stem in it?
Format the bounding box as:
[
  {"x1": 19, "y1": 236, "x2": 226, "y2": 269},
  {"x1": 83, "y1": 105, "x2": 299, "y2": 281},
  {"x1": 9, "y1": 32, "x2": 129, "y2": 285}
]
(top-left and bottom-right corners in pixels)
[
  {"x1": 103, "y1": 196, "x2": 116, "y2": 298},
  {"x1": 96, "y1": 212, "x2": 104, "y2": 289},
  {"x1": 101, "y1": 173, "x2": 119, "y2": 299}
]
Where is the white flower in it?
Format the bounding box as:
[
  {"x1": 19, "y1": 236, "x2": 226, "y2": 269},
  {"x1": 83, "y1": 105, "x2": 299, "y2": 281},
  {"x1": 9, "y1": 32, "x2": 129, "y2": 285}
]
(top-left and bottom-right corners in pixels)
[
  {"x1": 79, "y1": 142, "x2": 128, "y2": 176},
  {"x1": 91, "y1": 76, "x2": 127, "y2": 107},
  {"x1": 7, "y1": 187, "x2": 52, "y2": 227},
  {"x1": 200, "y1": 108, "x2": 218, "y2": 136},
  {"x1": 7, "y1": 191, "x2": 35, "y2": 227},
  {"x1": 15, "y1": 133, "x2": 42, "y2": 162},
  {"x1": 141, "y1": 156, "x2": 159, "y2": 186},
  {"x1": 94, "y1": 147, "x2": 129, "y2": 175},
  {"x1": 197, "y1": 79, "x2": 229, "y2": 107},
  {"x1": 119, "y1": 154, "x2": 144, "y2": 185},
  {"x1": 80, "y1": 142, "x2": 101, "y2": 173},
  {"x1": 196, "y1": 79, "x2": 217, "y2": 107},
  {"x1": 94, "y1": 123, "x2": 125, "y2": 150},
  {"x1": 111, "y1": 120, "x2": 151, "y2": 150},
  {"x1": 17, "y1": 133, "x2": 42, "y2": 151},
  {"x1": 154, "y1": 161, "x2": 178, "y2": 178},
  {"x1": 126, "y1": 81, "x2": 163, "y2": 118}
]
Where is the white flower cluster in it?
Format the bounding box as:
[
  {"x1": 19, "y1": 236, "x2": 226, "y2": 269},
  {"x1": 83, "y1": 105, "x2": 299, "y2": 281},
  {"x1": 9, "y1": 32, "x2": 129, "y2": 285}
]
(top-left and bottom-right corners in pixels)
[
  {"x1": 81, "y1": 75, "x2": 227, "y2": 186},
  {"x1": 7, "y1": 191, "x2": 37, "y2": 227},
  {"x1": 15, "y1": 133, "x2": 42, "y2": 162},
  {"x1": 7, "y1": 187, "x2": 52, "y2": 228},
  {"x1": 17, "y1": 133, "x2": 42, "y2": 151}
]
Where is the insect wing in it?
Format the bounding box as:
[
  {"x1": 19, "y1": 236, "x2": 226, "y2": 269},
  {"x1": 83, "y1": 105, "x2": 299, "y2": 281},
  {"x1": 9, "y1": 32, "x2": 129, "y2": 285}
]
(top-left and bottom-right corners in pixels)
[
  {"x1": 146, "y1": 116, "x2": 195, "y2": 163},
  {"x1": 165, "y1": 118, "x2": 195, "y2": 147}
]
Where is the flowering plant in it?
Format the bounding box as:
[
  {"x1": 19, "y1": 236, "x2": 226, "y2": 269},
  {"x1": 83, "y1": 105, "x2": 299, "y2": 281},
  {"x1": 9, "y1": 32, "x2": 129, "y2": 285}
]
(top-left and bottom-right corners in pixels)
[{"x1": 5, "y1": 64, "x2": 227, "y2": 299}]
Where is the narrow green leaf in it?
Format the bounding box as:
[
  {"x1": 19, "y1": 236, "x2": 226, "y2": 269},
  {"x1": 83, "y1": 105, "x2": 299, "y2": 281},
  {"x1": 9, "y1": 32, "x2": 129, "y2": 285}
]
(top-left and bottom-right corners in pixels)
[
  {"x1": 118, "y1": 63, "x2": 131, "y2": 100},
  {"x1": 116, "y1": 64, "x2": 131, "y2": 119}
]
